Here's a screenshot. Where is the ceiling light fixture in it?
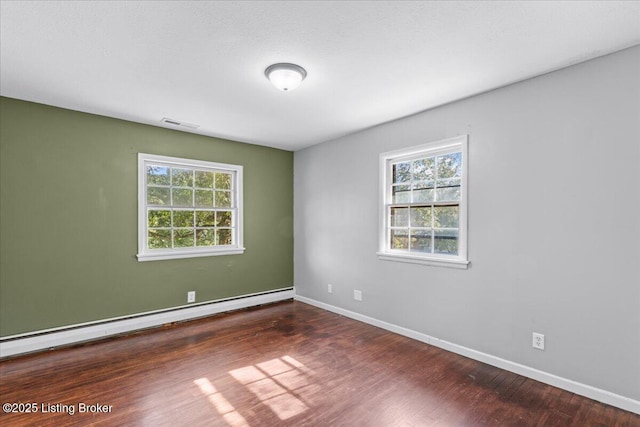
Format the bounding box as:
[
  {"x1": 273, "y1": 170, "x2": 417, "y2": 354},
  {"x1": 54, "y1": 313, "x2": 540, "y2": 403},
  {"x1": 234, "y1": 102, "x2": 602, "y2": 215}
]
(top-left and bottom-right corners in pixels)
[{"x1": 265, "y1": 63, "x2": 307, "y2": 92}]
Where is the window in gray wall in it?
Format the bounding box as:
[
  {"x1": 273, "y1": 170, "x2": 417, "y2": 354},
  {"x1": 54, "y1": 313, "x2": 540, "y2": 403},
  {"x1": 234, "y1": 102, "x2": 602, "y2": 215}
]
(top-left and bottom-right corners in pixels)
[
  {"x1": 137, "y1": 153, "x2": 244, "y2": 261},
  {"x1": 377, "y1": 135, "x2": 469, "y2": 269}
]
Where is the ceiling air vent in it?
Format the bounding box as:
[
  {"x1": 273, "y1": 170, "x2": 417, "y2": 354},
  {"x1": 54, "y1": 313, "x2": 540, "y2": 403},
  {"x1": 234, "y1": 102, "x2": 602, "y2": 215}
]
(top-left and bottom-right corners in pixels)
[{"x1": 161, "y1": 117, "x2": 199, "y2": 129}]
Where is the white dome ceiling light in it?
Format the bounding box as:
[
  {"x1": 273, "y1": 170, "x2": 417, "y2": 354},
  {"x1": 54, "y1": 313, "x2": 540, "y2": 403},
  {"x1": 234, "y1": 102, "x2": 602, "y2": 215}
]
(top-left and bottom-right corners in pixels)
[{"x1": 265, "y1": 63, "x2": 307, "y2": 92}]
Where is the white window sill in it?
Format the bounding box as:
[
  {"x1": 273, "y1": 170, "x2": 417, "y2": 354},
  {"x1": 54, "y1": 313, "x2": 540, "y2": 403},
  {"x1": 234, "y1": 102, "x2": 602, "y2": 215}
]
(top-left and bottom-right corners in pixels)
[
  {"x1": 377, "y1": 252, "x2": 469, "y2": 269},
  {"x1": 137, "y1": 247, "x2": 245, "y2": 262}
]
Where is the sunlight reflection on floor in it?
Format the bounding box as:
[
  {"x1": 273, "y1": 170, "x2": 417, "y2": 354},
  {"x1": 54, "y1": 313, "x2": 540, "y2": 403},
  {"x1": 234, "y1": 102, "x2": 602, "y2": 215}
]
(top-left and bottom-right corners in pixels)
[
  {"x1": 194, "y1": 377, "x2": 249, "y2": 427},
  {"x1": 229, "y1": 355, "x2": 312, "y2": 420}
]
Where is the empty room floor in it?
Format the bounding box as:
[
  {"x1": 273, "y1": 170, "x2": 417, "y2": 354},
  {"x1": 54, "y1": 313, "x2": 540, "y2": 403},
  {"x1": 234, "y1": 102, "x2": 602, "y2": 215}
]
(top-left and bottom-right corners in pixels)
[{"x1": 1, "y1": 301, "x2": 637, "y2": 426}]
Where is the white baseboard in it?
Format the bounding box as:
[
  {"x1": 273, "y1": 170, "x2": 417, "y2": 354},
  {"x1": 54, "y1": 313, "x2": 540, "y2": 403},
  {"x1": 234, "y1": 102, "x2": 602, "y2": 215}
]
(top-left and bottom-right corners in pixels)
[
  {"x1": 294, "y1": 294, "x2": 640, "y2": 415},
  {"x1": 0, "y1": 288, "x2": 294, "y2": 358}
]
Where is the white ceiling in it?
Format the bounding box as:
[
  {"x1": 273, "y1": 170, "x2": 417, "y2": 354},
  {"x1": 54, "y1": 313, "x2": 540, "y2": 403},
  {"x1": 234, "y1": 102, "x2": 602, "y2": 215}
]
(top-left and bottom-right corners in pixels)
[{"x1": 1, "y1": 1, "x2": 639, "y2": 151}]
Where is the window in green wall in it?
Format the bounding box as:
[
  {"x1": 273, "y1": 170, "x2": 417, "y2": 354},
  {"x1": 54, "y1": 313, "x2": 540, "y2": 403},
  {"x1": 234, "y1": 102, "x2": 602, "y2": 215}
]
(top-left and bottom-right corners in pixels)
[{"x1": 137, "y1": 153, "x2": 244, "y2": 261}]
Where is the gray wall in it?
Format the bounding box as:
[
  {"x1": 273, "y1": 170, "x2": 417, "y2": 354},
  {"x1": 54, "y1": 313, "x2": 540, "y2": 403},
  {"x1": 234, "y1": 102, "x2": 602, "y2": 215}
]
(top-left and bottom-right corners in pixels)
[{"x1": 294, "y1": 46, "x2": 640, "y2": 400}]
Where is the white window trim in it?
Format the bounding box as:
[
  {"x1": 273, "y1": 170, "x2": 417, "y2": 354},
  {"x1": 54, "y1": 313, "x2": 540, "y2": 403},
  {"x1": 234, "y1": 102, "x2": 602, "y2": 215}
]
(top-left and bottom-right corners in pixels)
[
  {"x1": 377, "y1": 135, "x2": 469, "y2": 269},
  {"x1": 137, "y1": 153, "x2": 245, "y2": 262}
]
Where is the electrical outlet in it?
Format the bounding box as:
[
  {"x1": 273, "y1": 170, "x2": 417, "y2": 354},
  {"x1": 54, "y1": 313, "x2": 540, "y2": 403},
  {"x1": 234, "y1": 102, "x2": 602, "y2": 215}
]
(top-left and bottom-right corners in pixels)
[
  {"x1": 328, "y1": 284, "x2": 333, "y2": 294},
  {"x1": 187, "y1": 291, "x2": 196, "y2": 303},
  {"x1": 532, "y1": 332, "x2": 545, "y2": 350},
  {"x1": 354, "y1": 290, "x2": 363, "y2": 301}
]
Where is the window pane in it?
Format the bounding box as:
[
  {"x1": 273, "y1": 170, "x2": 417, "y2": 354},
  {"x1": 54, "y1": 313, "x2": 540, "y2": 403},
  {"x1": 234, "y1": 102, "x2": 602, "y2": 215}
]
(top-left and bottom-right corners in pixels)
[
  {"x1": 413, "y1": 180, "x2": 434, "y2": 190},
  {"x1": 392, "y1": 162, "x2": 411, "y2": 183},
  {"x1": 413, "y1": 158, "x2": 434, "y2": 181},
  {"x1": 172, "y1": 188, "x2": 193, "y2": 206},
  {"x1": 173, "y1": 210, "x2": 194, "y2": 228},
  {"x1": 196, "y1": 228, "x2": 216, "y2": 246},
  {"x1": 215, "y1": 172, "x2": 232, "y2": 190},
  {"x1": 148, "y1": 229, "x2": 171, "y2": 249},
  {"x1": 196, "y1": 211, "x2": 216, "y2": 227},
  {"x1": 434, "y1": 229, "x2": 458, "y2": 255},
  {"x1": 147, "y1": 187, "x2": 170, "y2": 205},
  {"x1": 390, "y1": 229, "x2": 409, "y2": 249},
  {"x1": 172, "y1": 168, "x2": 193, "y2": 187},
  {"x1": 148, "y1": 210, "x2": 171, "y2": 228},
  {"x1": 434, "y1": 206, "x2": 459, "y2": 228},
  {"x1": 218, "y1": 229, "x2": 232, "y2": 245},
  {"x1": 434, "y1": 185, "x2": 460, "y2": 202},
  {"x1": 436, "y1": 152, "x2": 462, "y2": 179},
  {"x1": 410, "y1": 207, "x2": 431, "y2": 227},
  {"x1": 391, "y1": 207, "x2": 409, "y2": 227},
  {"x1": 413, "y1": 187, "x2": 434, "y2": 203},
  {"x1": 174, "y1": 229, "x2": 194, "y2": 247},
  {"x1": 195, "y1": 171, "x2": 214, "y2": 189},
  {"x1": 195, "y1": 189, "x2": 213, "y2": 207},
  {"x1": 392, "y1": 185, "x2": 411, "y2": 203},
  {"x1": 215, "y1": 190, "x2": 232, "y2": 208},
  {"x1": 217, "y1": 211, "x2": 232, "y2": 227},
  {"x1": 435, "y1": 151, "x2": 461, "y2": 202},
  {"x1": 410, "y1": 229, "x2": 432, "y2": 253},
  {"x1": 437, "y1": 177, "x2": 461, "y2": 188},
  {"x1": 147, "y1": 166, "x2": 170, "y2": 185}
]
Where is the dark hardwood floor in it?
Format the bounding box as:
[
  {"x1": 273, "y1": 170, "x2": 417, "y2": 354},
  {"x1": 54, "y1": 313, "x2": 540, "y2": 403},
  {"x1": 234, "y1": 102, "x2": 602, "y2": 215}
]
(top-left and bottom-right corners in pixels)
[{"x1": 1, "y1": 300, "x2": 638, "y2": 426}]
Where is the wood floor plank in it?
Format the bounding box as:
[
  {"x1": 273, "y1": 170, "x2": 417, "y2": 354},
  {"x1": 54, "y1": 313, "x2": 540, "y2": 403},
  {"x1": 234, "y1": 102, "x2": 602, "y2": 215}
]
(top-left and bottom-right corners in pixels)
[{"x1": 1, "y1": 301, "x2": 637, "y2": 426}]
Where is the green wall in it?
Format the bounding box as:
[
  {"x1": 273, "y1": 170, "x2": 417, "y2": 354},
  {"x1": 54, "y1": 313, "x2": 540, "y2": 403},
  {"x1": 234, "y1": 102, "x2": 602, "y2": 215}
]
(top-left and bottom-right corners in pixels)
[{"x1": 0, "y1": 96, "x2": 294, "y2": 337}]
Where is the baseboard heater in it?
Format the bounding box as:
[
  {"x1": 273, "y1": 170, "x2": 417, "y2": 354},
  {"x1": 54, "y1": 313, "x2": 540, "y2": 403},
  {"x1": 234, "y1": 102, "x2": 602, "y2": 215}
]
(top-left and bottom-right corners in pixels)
[{"x1": 0, "y1": 287, "x2": 294, "y2": 358}]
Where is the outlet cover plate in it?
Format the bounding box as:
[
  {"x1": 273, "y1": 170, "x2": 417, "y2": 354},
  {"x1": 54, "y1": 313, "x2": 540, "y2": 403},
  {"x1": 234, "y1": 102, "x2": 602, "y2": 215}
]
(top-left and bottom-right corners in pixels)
[
  {"x1": 532, "y1": 332, "x2": 545, "y2": 350},
  {"x1": 354, "y1": 290, "x2": 363, "y2": 301},
  {"x1": 187, "y1": 291, "x2": 196, "y2": 303}
]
